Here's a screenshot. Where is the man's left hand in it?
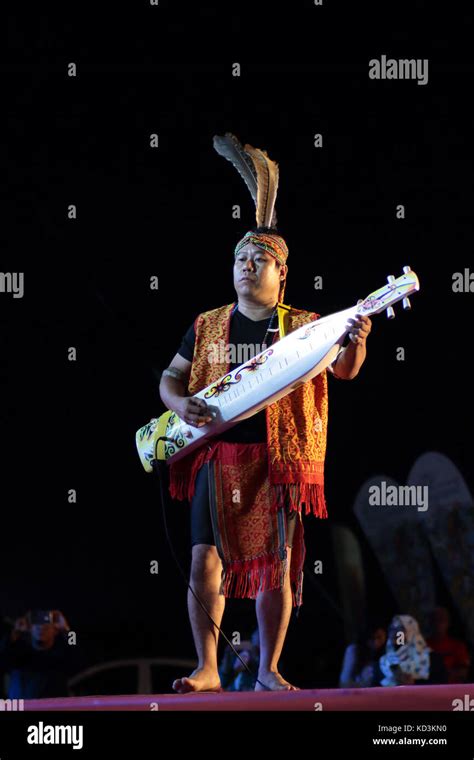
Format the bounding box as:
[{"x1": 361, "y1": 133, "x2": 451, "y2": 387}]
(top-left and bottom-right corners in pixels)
[
  {"x1": 51, "y1": 610, "x2": 70, "y2": 633},
  {"x1": 347, "y1": 314, "x2": 372, "y2": 345}
]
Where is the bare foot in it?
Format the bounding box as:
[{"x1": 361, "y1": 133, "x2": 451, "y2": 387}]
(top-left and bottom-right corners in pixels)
[
  {"x1": 172, "y1": 667, "x2": 222, "y2": 694},
  {"x1": 255, "y1": 670, "x2": 300, "y2": 691}
]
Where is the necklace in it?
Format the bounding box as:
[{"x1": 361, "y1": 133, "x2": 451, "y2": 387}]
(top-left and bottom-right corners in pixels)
[{"x1": 261, "y1": 306, "x2": 279, "y2": 351}]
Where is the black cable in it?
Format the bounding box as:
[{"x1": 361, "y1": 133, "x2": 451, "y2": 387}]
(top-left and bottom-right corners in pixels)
[{"x1": 151, "y1": 457, "x2": 272, "y2": 692}]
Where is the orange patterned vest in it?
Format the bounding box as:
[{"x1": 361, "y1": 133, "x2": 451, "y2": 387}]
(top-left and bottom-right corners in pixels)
[{"x1": 169, "y1": 301, "x2": 329, "y2": 518}]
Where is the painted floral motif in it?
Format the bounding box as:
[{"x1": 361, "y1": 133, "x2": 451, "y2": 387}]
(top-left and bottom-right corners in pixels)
[
  {"x1": 204, "y1": 373, "x2": 239, "y2": 399},
  {"x1": 237, "y1": 349, "x2": 273, "y2": 375}
]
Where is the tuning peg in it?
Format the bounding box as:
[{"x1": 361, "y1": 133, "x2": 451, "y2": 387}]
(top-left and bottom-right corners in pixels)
[
  {"x1": 403, "y1": 266, "x2": 411, "y2": 274},
  {"x1": 386, "y1": 306, "x2": 395, "y2": 319},
  {"x1": 387, "y1": 275, "x2": 395, "y2": 284},
  {"x1": 402, "y1": 297, "x2": 411, "y2": 310}
]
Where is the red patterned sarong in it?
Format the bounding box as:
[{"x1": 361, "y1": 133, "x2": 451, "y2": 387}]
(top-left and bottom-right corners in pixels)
[{"x1": 191, "y1": 439, "x2": 306, "y2": 607}]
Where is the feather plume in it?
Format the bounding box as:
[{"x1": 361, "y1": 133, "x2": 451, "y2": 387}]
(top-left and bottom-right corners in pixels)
[
  {"x1": 213, "y1": 133, "x2": 279, "y2": 228},
  {"x1": 244, "y1": 144, "x2": 279, "y2": 228},
  {"x1": 213, "y1": 133, "x2": 258, "y2": 206}
]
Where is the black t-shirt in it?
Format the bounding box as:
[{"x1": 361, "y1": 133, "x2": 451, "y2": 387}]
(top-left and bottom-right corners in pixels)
[{"x1": 177, "y1": 307, "x2": 276, "y2": 443}]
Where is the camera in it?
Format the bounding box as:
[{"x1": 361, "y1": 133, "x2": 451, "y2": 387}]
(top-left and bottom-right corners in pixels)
[{"x1": 29, "y1": 610, "x2": 53, "y2": 625}]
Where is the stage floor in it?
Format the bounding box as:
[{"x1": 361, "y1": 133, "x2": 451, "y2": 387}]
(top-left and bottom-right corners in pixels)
[{"x1": 23, "y1": 684, "x2": 474, "y2": 711}]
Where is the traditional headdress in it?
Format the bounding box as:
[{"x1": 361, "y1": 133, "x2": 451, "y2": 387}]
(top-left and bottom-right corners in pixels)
[{"x1": 213, "y1": 133, "x2": 288, "y2": 302}]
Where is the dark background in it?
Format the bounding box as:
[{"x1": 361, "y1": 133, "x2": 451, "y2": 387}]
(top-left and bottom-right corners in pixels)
[{"x1": 1, "y1": 2, "x2": 473, "y2": 688}]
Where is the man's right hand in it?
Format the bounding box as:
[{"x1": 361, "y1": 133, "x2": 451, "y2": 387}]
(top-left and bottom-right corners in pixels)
[{"x1": 175, "y1": 396, "x2": 214, "y2": 428}]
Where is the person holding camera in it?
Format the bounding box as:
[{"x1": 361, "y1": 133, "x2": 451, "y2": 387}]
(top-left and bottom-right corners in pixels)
[
  {"x1": 378, "y1": 614, "x2": 447, "y2": 686},
  {"x1": 0, "y1": 609, "x2": 77, "y2": 699}
]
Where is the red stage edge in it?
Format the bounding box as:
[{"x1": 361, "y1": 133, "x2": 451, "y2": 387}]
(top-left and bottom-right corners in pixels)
[{"x1": 20, "y1": 684, "x2": 474, "y2": 711}]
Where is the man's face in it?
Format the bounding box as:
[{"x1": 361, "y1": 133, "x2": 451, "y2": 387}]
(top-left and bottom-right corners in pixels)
[
  {"x1": 233, "y1": 243, "x2": 286, "y2": 303},
  {"x1": 31, "y1": 623, "x2": 56, "y2": 647},
  {"x1": 432, "y1": 608, "x2": 450, "y2": 637},
  {"x1": 369, "y1": 627, "x2": 387, "y2": 653}
]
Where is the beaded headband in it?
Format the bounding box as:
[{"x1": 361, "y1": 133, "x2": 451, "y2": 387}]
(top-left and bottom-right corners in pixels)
[{"x1": 234, "y1": 231, "x2": 288, "y2": 266}]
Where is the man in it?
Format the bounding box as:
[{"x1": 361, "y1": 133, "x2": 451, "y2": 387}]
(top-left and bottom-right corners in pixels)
[
  {"x1": 159, "y1": 226, "x2": 371, "y2": 693},
  {"x1": 0, "y1": 609, "x2": 76, "y2": 699}
]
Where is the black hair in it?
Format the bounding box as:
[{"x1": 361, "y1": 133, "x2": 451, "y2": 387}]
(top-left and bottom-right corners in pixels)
[{"x1": 250, "y1": 225, "x2": 283, "y2": 237}]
